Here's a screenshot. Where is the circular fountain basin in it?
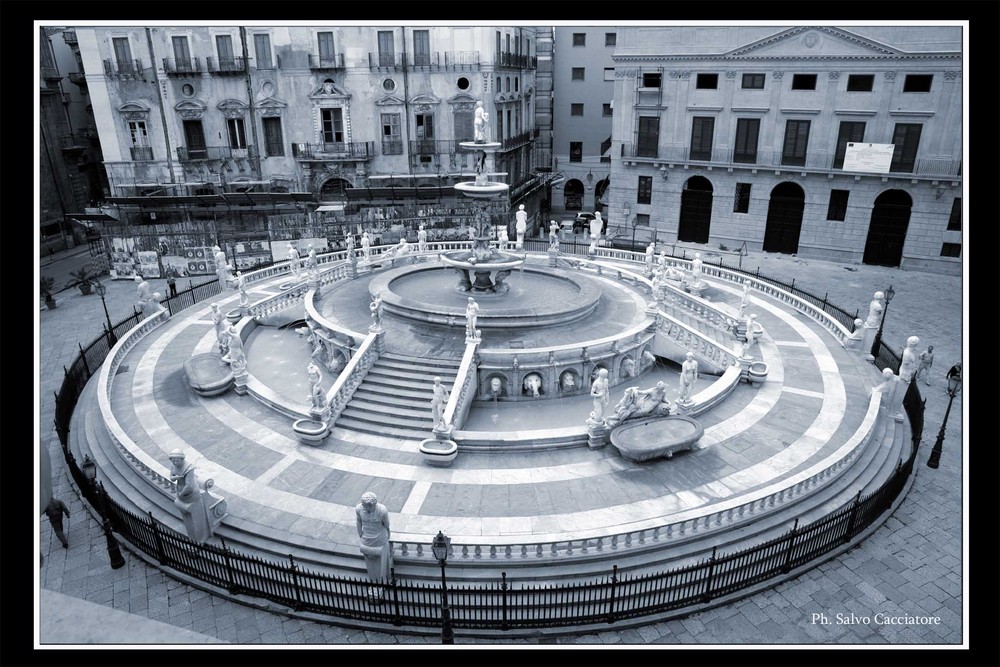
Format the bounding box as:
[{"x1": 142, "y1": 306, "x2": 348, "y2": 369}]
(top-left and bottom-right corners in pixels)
[
  {"x1": 368, "y1": 262, "x2": 602, "y2": 329},
  {"x1": 439, "y1": 249, "x2": 525, "y2": 272},
  {"x1": 454, "y1": 181, "x2": 510, "y2": 198},
  {"x1": 610, "y1": 415, "x2": 704, "y2": 462}
]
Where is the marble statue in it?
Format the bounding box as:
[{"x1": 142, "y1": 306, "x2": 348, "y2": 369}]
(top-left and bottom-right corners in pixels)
[
  {"x1": 168, "y1": 449, "x2": 219, "y2": 545},
  {"x1": 493, "y1": 269, "x2": 512, "y2": 293},
  {"x1": 136, "y1": 274, "x2": 151, "y2": 308},
  {"x1": 307, "y1": 362, "x2": 328, "y2": 413},
  {"x1": 678, "y1": 351, "x2": 698, "y2": 403},
  {"x1": 417, "y1": 224, "x2": 428, "y2": 253},
  {"x1": 361, "y1": 232, "x2": 371, "y2": 261},
  {"x1": 213, "y1": 245, "x2": 233, "y2": 286},
  {"x1": 621, "y1": 356, "x2": 637, "y2": 379},
  {"x1": 606, "y1": 381, "x2": 672, "y2": 427},
  {"x1": 744, "y1": 313, "x2": 759, "y2": 346},
  {"x1": 355, "y1": 492, "x2": 393, "y2": 585},
  {"x1": 236, "y1": 271, "x2": 249, "y2": 307},
  {"x1": 738, "y1": 280, "x2": 751, "y2": 317},
  {"x1": 395, "y1": 237, "x2": 411, "y2": 256},
  {"x1": 498, "y1": 227, "x2": 509, "y2": 251},
  {"x1": 221, "y1": 324, "x2": 246, "y2": 372},
  {"x1": 690, "y1": 252, "x2": 703, "y2": 282},
  {"x1": 560, "y1": 371, "x2": 577, "y2": 391},
  {"x1": 845, "y1": 317, "x2": 866, "y2": 350},
  {"x1": 369, "y1": 292, "x2": 384, "y2": 331},
  {"x1": 468, "y1": 225, "x2": 478, "y2": 241},
  {"x1": 899, "y1": 335, "x2": 921, "y2": 383},
  {"x1": 865, "y1": 291, "x2": 885, "y2": 328},
  {"x1": 645, "y1": 242, "x2": 656, "y2": 275},
  {"x1": 522, "y1": 373, "x2": 543, "y2": 397},
  {"x1": 515, "y1": 204, "x2": 528, "y2": 248},
  {"x1": 287, "y1": 243, "x2": 301, "y2": 279},
  {"x1": 465, "y1": 297, "x2": 480, "y2": 339},
  {"x1": 306, "y1": 244, "x2": 319, "y2": 279},
  {"x1": 473, "y1": 100, "x2": 490, "y2": 143},
  {"x1": 210, "y1": 303, "x2": 228, "y2": 355},
  {"x1": 430, "y1": 377, "x2": 450, "y2": 429},
  {"x1": 549, "y1": 220, "x2": 560, "y2": 250},
  {"x1": 345, "y1": 234, "x2": 355, "y2": 257},
  {"x1": 589, "y1": 212, "x2": 604, "y2": 241},
  {"x1": 590, "y1": 368, "x2": 610, "y2": 423}
]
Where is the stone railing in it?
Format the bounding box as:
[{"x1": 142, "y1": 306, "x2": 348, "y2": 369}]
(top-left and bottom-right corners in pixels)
[
  {"x1": 96, "y1": 309, "x2": 178, "y2": 498},
  {"x1": 658, "y1": 283, "x2": 741, "y2": 335},
  {"x1": 442, "y1": 339, "x2": 479, "y2": 431},
  {"x1": 394, "y1": 391, "x2": 885, "y2": 564},
  {"x1": 654, "y1": 313, "x2": 740, "y2": 371},
  {"x1": 248, "y1": 281, "x2": 311, "y2": 320},
  {"x1": 303, "y1": 291, "x2": 367, "y2": 352},
  {"x1": 327, "y1": 330, "x2": 382, "y2": 426}
]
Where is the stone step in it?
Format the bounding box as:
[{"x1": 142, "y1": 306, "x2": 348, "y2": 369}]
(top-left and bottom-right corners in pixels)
[
  {"x1": 368, "y1": 365, "x2": 457, "y2": 384},
  {"x1": 339, "y1": 407, "x2": 434, "y2": 428},
  {"x1": 343, "y1": 399, "x2": 433, "y2": 421},
  {"x1": 334, "y1": 416, "x2": 429, "y2": 441},
  {"x1": 363, "y1": 374, "x2": 443, "y2": 392},
  {"x1": 381, "y1": 351, "x2": 463, "y2": 365},
  {"x1": 375, "y1": 357, "x2": 462, "y2": 374},
  {"x1": 351, "y1": 389, "x2": 433, "y2": 410}
]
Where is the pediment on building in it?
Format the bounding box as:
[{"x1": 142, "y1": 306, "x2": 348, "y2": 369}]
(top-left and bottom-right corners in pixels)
[
  {"x1": 256, "y1": 96, "x2": 288, "y2": 116},
  {"x1": 118, "y1": 100, "x2": 151, "y2": 120},
  {"x1": 447, "y1": 92, "x2": 479, "y2": 106},
  {"x1": 374, "y1": 94, "x2": 405, "y2": 106},
  {"x1": 309, "y1": 80, "x2": 351, "y2": 101},
  {"x1": 217, "y1": 98, "x2": 249, "y2": 118},
  {"x1": 174, "y1": 98, "x2": 207, "y2": 119},
  {"x1": 408, "y1": 93, "x2": 440, "y2": 106},
  {"x1": 725, "y1": 27, "x2": 901, "y2": 59}
]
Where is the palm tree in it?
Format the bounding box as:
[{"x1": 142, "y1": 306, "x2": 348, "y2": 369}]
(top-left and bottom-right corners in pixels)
[
  {"x1": 41, "y1": 276, "x2": 58, "y2": 308},
  {"x1": 65, "y1": 263, "x2": 104, "y2": 295}
]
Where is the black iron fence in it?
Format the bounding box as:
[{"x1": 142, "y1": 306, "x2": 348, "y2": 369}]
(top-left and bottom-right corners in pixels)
[{"x1": 50, "y1": 260, "x2": 923, "y2": 632}]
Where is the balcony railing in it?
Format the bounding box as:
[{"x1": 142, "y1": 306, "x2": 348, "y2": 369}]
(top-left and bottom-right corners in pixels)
[
  {"x1": 60, "y1": 133, "x2": 88, "y2": 151},
  {"x1": 445, "y1": 51, "x2": 480, "y2": 69},
  {"x1": 103, "y1": 58, "x2": 144, "y2": 79},
  {"x1": 619, "y1": 144, "x2": 963, "y2": 177},
  {"x1": 177, "y1": 145, "x2": 257, "y2": 162},
  {"x1": 308, "y1": 53, "x2": 345, "y2": 70},
  {"x1": 206, "y1": 56, "x2": 246, "y2": 74},
  {"x1": 495, "y1": 52, "x2": 536, "y2": 70},
  {"x1": 381, "y1": 140, "x2": 403, "y2": 156},
  {"x1": 130, "y1": 146, "x2": 154, "y2": 161},
  {"x1": 409, "y1": 139, "x2": 457, "y2": 155},
  {"x1": 291, "y1": 142, "x2": 375, "y2": 160},
  {"x1": 368, "y1": 52, "x2": 405, "y2": 69},
  {"x1": 409, "y1": 52, "x2": 440, "y2": 68},
  {"x1": 162, "y1": 58, "x2": 201, "y2": 75},
  {"x1": 68, "y1": 71, "x2": 87, "y2": 87},
  {"x1": 498, "y1": 130, "x2": 534, "y2": 152}
]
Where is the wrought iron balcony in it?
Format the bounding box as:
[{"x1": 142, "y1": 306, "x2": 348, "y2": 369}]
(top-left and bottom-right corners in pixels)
[
  {"x1": 408, "y1": 52, "x2": 439, "y2": 68},
  {"x1": 308, "y1": 53, "x2": 345, "y2": 70},
  {"x1": 206, "y1": 56, "x2": 246, "y2": 74},
  {"x1": 444, "y1": 51, "x2": 480, "y2": 70},
  {"x1": 409, "y1": 139, "x2": 457, "y2": 156},
  {"x1": 103, "y1": 58, "x2": 144, "y2": 79},
  {"x1": 162, "y1": 58, "x2": 201, "y2": 75},
  {"x1": 68, "y1": 71, "x2": 87, "y2": 87},
  {"x1": 130, "y1": 146, "x2": 154, "y2": 161},
  {"x1": 381, "y1": 140, "x2": 403, "y2": 156},
  {"x1": 177, "y1": 145, "x2": 257, "y2": 162},
  {"x1": 368, "y1": 52, "x2": 405, "y2": 69},
  {"x1": 291, "y1": 142, "x2": 375, "y2": 160},
  {"x1": 498, "y1": 130, "x2": 534, "y2": 152},
  {"x1": 494, "y1": 52, "x2": 536, "y2": 70}
]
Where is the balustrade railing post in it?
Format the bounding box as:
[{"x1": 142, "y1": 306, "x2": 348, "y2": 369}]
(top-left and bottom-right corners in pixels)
[
  {"x1": 390, "y1": 568, "x2": 402, "y2": 626},
  {"x1": 844, "y1": 491, "x2": 863, "y2": 543},
  {"x1": 501, "y1": 571, "x2": 509, "y2": 630},
  {"x1": 288, "y1": 554, "x2": 304, "y2": 611},
  {"x1": 781, "y1": 518, "x2": 800, "y2": 574},
  {"x1": 702, "y1": 546, "x2": 718, "y2": 603},
  {"x1": 148, "y1": 511, "x2": 167, "y2": 564},
  {"x1": 606, "y1": 565, "x2": 619, "y2": 624}
]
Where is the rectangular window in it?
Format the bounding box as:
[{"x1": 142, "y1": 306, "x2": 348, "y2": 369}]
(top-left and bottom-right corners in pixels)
[
  {"x1": 605, "y1": 32, "x2": 617, "y2": 46},
  {"x1": 171, "y1": 36, "x2": 191, "y2": 67},
  {"x1": 846, "y1": 74, "x2": 874, "y2": 92},
  {"x1": 572, "y1": 33, "x2": 586, "y2": 46},
  {"x1": 571, "y1": 67, "x2": 585, "y2": 81},
  {"x1": 696, "y1": 73, "x2": 718, "y2": 89},
  {"x1": 569, "y1": 141, "x2": 583, "y2": 162},
  {"x1": 604, "y1": 67, "x2": 615, "y2": 81},
  {"x1": 636, "y1": 116, "x2": 659, "y2": 158},
  {"x1": 940, "y1": 242, "x2": 961, "y2": 257},
  {"x1": 634, "y1": 214, "x2": 650, "y2": 227},
  {"x1": 317, "y1": 31, "x2": 335, "y2": 61},
  {"x1": 602, "y1": 103, "x2": 613, "y2": 117},
  {"x1": 733, "y1": 118, "x2": 760, "y2": 164},
  {"x1": 947, "y1": 198, "x2": 962, "y2": 231},
  {"x1": 741, "y1": 73, "x2": 765, "y2": 89},
  {"x1": 262, "y1": 117, "x2": 284, "y2": 156},
  {"x1": 412, "y1": 30, "x2": 431, "y2": 66},
  {"x1": 227, "y1": 117, "x2": 247, "y2": 149},
  {"x1": 890, "y1": 123, "x2": 922, "y2": 173},
  {"x1": 182, "y1": 120, "x2": 206, "y2": 159},
  {"x1": 734, "y1": 183, "x2": 751, "y2": 213},
  {"x1": 689, "y1": 117, "x2": 715, "y2": 161},
  {"x1": 791, "y1": 73, "x2": 817, "y2": 90},
  {"x1": 112, "y1": 37, "x2": 133, "y2": 72},
  {"x1": 641, "y1": 72, "x2": 661, "y2": 88},
  {"x1": 453, "y1": 110, "x2": 473, "y2": 142},
  {"x1": 128, "y1": 120, "x2": 152, "y2": 160},
  {"x1": 321, "y1": 108, "x2": 344, "y2": 144},
  {"x1": 827, "y1": 189, "x2": 850, "y2": 221},
  {"x1": 377, "y1": 30, "x2": 395, "y2": 67},
  {"x1": 637, "y1": 176, "x2": 653, "y2": 205},
  {"x1": 415, "y1": 113, "x2": 434, "y2": 140},
  {"x1": 253, "y1": 34, "x2": 273, "y2": 69},
  {"x1": 380, "y1": 113, "x2": 401, "y2": 154},
  {"x1": 496, "y1": 31, "x2": 501, "y2": 58},
  {"x1": 216, "y1": 34, "x2": 235, "y2": 68},
  {"x1": 833, "y1": 121, "x2": 866, "y2": 169},
  {"x1": 781, "y1": 120, "x2": 811, "y2": 166},
  {"x1": 570, "y1": 103, "x2": 584, "y2": 116},
  {"x1": 903, "y1": 74, "x2": 933, "y2": 93}
]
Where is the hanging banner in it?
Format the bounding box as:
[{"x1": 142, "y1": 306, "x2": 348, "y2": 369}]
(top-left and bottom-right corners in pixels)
[{"x1": 842, "y1": 143, "x2": 895, "y2": 174}]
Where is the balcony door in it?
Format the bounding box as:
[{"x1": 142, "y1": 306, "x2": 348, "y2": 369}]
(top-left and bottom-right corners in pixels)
[
  {"x1": 183, "y1": 120, "x2": 207, "y2": 159},
  {"x1": 413, "y1": 30, "x2": 431, "y2": 66},
  {"x1": 377, "y1": 31, "x2": 395, "y2": 67}
]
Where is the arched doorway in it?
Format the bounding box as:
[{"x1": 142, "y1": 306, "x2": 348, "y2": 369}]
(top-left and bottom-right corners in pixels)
[
  {"x1": 319, "y1": 177, "x2": 352, "y2": 201},
  {"x1": 762, "y1": 182, "x2": 805, "y2": 254},
  {"x1": 564, "y1": 179, "x2": 583, "y2": 211},
  {"x1": 863, "y1": 189, "x2": 912, "y2": 267},
  {"x1": 678, "y1": 176, "x2": 713, "y2": 244}
]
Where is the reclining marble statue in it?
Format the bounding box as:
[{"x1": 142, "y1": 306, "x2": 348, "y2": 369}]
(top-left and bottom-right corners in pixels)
[{"x1": 605, "y1": 380, "x2": 673, "y2": 428}]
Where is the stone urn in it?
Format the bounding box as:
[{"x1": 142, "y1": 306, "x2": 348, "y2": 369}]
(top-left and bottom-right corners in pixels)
[
  {"x1": 748, "y1": 361, "x2": 769, "y2": 387},
  {"x1": 293, "y1": 418, "x2": 329, "y2": 446},
  {"x1": 419, "y1": 438, "x2": 458, "y2": 466},
  {"x1": 226, "y1": 308, "x2": 243, "y2": 324}
]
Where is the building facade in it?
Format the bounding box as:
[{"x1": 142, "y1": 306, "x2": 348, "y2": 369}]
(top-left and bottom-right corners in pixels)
[
  {"x1": 71, "y1": 25, "x2": 543, "y2": 275},
  {"x1": 550, "y1": 26, "x2": 618, "y2": 220},
  {"x1": 606, "y1": 26, "x2": 963, "y2": 274}
]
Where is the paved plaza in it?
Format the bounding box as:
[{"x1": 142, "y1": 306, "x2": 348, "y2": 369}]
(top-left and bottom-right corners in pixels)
[{"x1": 34, "y1": 242, "x2": 968, "y2": 650}]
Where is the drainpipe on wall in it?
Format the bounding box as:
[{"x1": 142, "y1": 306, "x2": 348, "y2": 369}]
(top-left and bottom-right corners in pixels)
[
  {"x1": 400, "y1": 27, "x2": 412, "y2": 184},
  {"x1": 145, "y1": 28, "x2": 175, "y2": 181},
  {"x1": 239, "y1": 27, "x2": 262, "y2": 178}
]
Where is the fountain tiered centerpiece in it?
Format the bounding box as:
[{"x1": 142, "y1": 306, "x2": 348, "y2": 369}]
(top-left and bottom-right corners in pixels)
[{"x1": 440, "y1": 105, "x2": 524, "y2": 293}]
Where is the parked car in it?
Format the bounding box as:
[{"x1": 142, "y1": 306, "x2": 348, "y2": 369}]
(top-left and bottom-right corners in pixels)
[{"x1": 573, "y1": 212, "x2": 607, "y2": 235}]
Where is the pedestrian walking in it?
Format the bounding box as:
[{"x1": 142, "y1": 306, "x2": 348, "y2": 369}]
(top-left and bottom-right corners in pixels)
[
  {"x1": 945, "y1": 361, "x2": 962, "y2": 387},
  {"x1": 916, "y1": 345, "x2": 935, "y2": 386},
  {"x1": 166, "y1": 269, "x2": 178, "y2": 298},
  {"x1": 44, "y1": 497, "x2": 70, "y2": 549}
]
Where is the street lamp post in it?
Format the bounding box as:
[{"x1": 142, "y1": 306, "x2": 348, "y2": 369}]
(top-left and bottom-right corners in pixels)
[
  {"x1": 94, "y1": 281, "x2": 117, "y2": 345},
  {"x1": 81, "y1": 455, "x2": 126, "y2": 569},
  {"x1": 870, "y1": 283, "x2": 895, "y2": 358},
  {"x1": 926, "y1": 373, "x2": 961, "y2": 469},
  {"x1": 431, "y1": 530, "x2": 455, "y2": 644}
]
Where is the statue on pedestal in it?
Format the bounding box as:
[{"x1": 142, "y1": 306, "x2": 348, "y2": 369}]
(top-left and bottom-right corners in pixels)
[
  {"x1": 417, "y1": 224, "x2": 428, "y2": 253},
  {"x1": 590, "y1": 368, "x2": 610, "y2": 423},
  {"x1": 498, "y1": 227, "x2": 509, "y2": 251},
  {"x1": 430, "y1": 377, "x2": 450, "y2": 429},
  {"x1": 738, "y1": 280, "x2": 751, "y2": 317},
  {"x1": 465, "y1": 297, "x2": 480, "y2": 340},
  {"x1": 866, "y1": 291, "x2": 885, "y2": 328},
  {"x1": 168, "y1": 449, "x2": 223, "y2": 545},
  {"x1": 515, "y1": 205, "x2": 528, "y2": 249},
  {"x1": 549, "y1": 220, "x2": 560, "y2": 251},
  {"x1": 369, "y1": 292, "x2": 384, "y2": 332},
  {"x1": 308, "y1": 362, "x2": 328, "y2": 413},
  {"x1": 606, "y1": 381, "x2": 672, "y2": 428},
  {"x1": 361, "y1": 232, "x2": 371, "y2": 261},
  {"x1": 211, "y1": 303, "x2": 229, "y2": 355},
  {"x1": 236, "y1": 271, "x2": 249, "y2": 307},
  {"x1": 287, "y1": 243, "x2": 301, "y2": 279},
  {"x1": 645, "y1": 242, "x2": 656, "y2": 275},
  {"x1": 899, "y1": 335, "x2": 921, "y2": 383},
  {"x1": 473, "y1": 100, "x2": 490, "y2": 143},
  {"x1": 221, "y1": 324, "x2": 246, "y2": 373},
  {"x1": 213, "y1": 245, "x2": 233, "y2": 287},
  {"x1": 355, "y1": 492, "x2": 393, "y2": 592},
  {"x1": 678, "y1": 351, "x2": 699, "y2": 403}
]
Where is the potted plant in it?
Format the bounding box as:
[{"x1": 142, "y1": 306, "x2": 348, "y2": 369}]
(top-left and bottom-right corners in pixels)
[
  {"x1": 41, "y1": 276, "x2": 58, "y2": 309},
  {"x1": 65, "y1": 263, "x2": 103, "y2": 296}
]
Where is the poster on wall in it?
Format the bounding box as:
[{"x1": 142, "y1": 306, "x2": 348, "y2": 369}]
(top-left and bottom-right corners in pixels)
[
  {"x1": 183, "y1": 246, "x2": 216, "y2": 276},
  {"x1": 109, "y1": 236, "x2": 139, "y2": 280},
  {"x1": 137, "y1": 251, "x2": 161, "y2": 279},
  {"x1": 841, "y1": 142, "x2": 895, "y2": 174}
]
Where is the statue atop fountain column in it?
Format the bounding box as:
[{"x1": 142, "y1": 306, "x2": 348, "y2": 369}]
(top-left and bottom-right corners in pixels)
[
  {"x1": 465, "y1": 297, "x2": 480, "y2": 341},
  {"x1": 474, "y1": 100, "x2": 490, "y2": 143}
]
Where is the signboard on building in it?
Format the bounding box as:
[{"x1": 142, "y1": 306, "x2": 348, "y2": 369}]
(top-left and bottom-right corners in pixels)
[{"x1": 842, "y1": 143, "x2": 895, "y2": 174}]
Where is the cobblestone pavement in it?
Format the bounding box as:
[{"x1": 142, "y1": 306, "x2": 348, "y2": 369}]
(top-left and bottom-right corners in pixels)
[{"x1": 34, "y1": 244, "x2": 969, "y2": 650}]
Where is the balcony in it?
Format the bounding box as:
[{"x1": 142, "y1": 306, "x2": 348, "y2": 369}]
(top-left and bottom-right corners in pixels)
[
  {"x1": 409, "y1": 139, "x2": 457, "y2": 156},
  {"x1": 60, "y1": 133, "x2": 88, "y2": 152},
  {"x1": 177, "y1": 145, "x2": 257, "y2": 162},
  {"x1": 381, "y1": 140, "x2": 403, "y2": 156},
  {"x1": 130, "y1": 146, "x2": 154, "y2": 161},
  {"x1": 409, "y1": 52, "x2": 440, "y2": 68},
  {"x1": 291, "y1": 142, "x2": 375, "y2": 161},
  {"x1": 41, "y1": 65, "x2": 61, "y2": 81},
  {"x1": 444, "y1": 51, "x2": 480, "y2": 70},
  {"x1": 368, "y1": 52, "x2": 405, "y2": 69},
  {"x1": 495, "y1": 52, "x2": 536, "y2": 70},
  {"x1": 498, "y1": 130, "x2": 534, "y2": 153},
  {"x1": 161, "y1": 57, "x2": 199, "y2": 76},
  {"x1": 68, "y1": 71, "x2": 87, "y2": 87},
  {"x1": 104, "y1": 58, "x2": 144, "y2": 79},
  {"x1": 206, "y1": 56, "x2": 246, "y2": 74},
  {"x1": 308, "y1": 53, "x2": 345, "y2": 70}
]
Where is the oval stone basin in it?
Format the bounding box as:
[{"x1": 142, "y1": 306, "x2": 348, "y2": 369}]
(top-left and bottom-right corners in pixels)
[
  {"x1": 609, "y1": 415, "x2": 704, "y2": 463},
  {"x1": 184, "y1": 353, "x2": 234, "y2": 397}
]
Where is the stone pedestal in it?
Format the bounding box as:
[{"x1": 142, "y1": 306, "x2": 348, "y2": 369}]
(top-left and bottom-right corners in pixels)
[
  {"x1": 674, "y1": 399, "x2": 694, "y2": 416},
  {"x1": 347, "y1": 256, "x2": 358, "y2": 279},
  {"x1": 685, "y1": 280, "x2": 708, "y2": 299},
  {"x1": 861, "y1": 324, "x2": 878, "y2": 361},
  {"x1": 548, "y1": 248, "x2": 559, "y2": 267},
  {"x1": 432, "y1": 422, "x2": 454, "y2": 441},
  {"x1": 308, "y1": 276, "x2": 320, "y2": 292},
  {"x1": 586, "y1": 417, "x2": 609, "y2": 449},
  {"x1": 373, "y1": 329, "x2": 387, "y2": 354},
  {"x1": 233, "y1": 371, "x2": 248, "y2": 395},
  {"x1": 738, "y1": 354, "x2": 753, "y2": 383}
]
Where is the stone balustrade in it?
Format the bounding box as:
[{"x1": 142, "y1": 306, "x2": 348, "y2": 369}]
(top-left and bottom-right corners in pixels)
[
  {"x1": 441, "y1": 340, "x2": 479, "y2": 430},
  {"x1": 655, "y1": 316, "x2": 740, "y2": 370},
  {"x1": 327, "y1": 331, "x2": 382, "y2": 426}
]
